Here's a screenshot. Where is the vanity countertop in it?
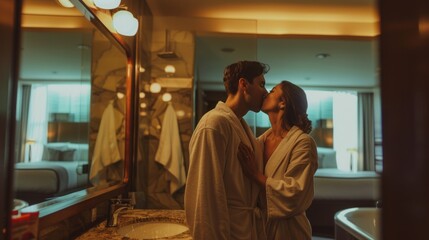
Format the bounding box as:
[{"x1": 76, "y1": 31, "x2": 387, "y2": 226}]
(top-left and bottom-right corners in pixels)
[{"x1": 76, "y1": 209, "x2": 191, "y2": 240}]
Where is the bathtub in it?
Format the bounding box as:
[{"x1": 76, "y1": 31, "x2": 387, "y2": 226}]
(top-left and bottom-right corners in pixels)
[{"x1": 335, "y1": 207, "x2": 381, "y2": 240}]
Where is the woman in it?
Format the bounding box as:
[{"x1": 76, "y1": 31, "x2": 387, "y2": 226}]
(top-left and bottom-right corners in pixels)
[{"x1": 238, "y1": 80, "x2": 318, "y2": 240}]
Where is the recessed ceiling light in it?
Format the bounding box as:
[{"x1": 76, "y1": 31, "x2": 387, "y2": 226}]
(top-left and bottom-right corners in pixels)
[{"x1": 315, "y1": 53, "x2": 330, "y2": 59}]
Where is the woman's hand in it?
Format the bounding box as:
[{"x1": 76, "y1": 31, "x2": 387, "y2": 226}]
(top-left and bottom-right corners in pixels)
[{"x1": 237, "y1": 142, "x2": 267, "y2": 187}]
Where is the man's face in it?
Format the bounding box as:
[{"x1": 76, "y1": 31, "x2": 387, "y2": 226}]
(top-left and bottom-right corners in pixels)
[{"x1": 246, "y1": 74, "x2": 268, "y2": 112}]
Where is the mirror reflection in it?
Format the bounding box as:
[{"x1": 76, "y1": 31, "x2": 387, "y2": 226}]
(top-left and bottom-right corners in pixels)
[{"x1": 13, "y1": 0, "x2": 128, "y2": 206}]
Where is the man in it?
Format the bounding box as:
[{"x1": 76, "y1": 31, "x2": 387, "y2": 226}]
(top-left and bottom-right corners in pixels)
[{"x1": 185, "y1": 61, "x2": 269, "y2": 239}]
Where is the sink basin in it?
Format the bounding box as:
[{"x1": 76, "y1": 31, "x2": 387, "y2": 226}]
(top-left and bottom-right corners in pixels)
[{"x1": 117, "y1": 221, "x2": 189, "y2": 239}]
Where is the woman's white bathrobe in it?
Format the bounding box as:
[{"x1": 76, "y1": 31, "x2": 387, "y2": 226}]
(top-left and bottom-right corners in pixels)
[
  {"x1": 185, "y1": 102, "x2": 264, "y2": 240},
  {"x1": 259, "y1": 126, "x2": 318, "y2": 240}
]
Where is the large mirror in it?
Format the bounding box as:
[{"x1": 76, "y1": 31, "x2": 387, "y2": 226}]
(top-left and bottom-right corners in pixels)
[
  {"x1": 142, "y1": 0, "x2": 381, "y2": 207},
  {"x1": 143, "y1": 1, "x2": 380, "y2": 237},
  {"x1": 13, "y1": 0, "x2": 128, "y2": 207}
]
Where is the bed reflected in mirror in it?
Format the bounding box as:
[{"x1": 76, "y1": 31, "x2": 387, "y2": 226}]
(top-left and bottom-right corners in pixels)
[{"x1": 13, "y1": 0, "x2": 128, "y2": 206}]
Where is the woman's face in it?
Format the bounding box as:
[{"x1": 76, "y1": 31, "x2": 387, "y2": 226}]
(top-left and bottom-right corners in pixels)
[{"x1": 261, "y1": 84, "x2": 284, "y2": 114}]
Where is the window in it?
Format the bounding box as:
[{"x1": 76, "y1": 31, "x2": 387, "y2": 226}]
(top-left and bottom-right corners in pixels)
[
  {"x1": 248, "y1": 90, "x2": 363, "y2": 171},
  {"x1": 17, "y1": 83, "x2": 90, "y2": 162}
]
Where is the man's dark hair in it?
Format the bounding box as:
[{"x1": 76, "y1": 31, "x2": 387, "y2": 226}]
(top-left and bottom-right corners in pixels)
[{"x1": 223, "y1": 61, "x2": 270, "y2": 94}]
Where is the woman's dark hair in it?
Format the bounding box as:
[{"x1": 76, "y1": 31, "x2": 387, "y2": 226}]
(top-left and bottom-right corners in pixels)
[
  {"x1": 223, "y1": 60, "x2": 270, "y2": 94},
  {"x1": 279, "y1": 80, "x2": 312, "y2": 133}
]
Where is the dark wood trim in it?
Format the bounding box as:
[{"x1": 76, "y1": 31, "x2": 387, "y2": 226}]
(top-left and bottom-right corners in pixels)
[
  {"x1": 0, "y1": 0, "x2": 22, "y2": 239},
  {"x1": 19, "y1": 184, "x2": 128, "y2": 229},
  {"x1": 379, "y1": 0, "x2": 429, "y2": 239}
]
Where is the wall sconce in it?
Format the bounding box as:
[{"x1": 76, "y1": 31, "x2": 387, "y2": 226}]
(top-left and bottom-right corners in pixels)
[
  {"x1": 93, "y1": 0, "x2": 121, "y2": 9},
  {"x1": 113, "y1": 10, "x2": 139, "y2": 36},
  {"x1": 56, "y1": 0, "x2": 74, "y2": 8}
]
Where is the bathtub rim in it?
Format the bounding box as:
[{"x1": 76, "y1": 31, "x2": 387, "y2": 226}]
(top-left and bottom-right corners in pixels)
[{"x1": 334, "y1": 207, "x2": 380, "y2": 240}]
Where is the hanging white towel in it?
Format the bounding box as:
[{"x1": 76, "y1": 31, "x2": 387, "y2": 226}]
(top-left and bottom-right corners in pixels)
[
  {"x1": 90, "y1": 101, "x2": 122, "y2": 185},
  {"x1": 155, "y1": 103, "x2": 186, "y2": 195}
]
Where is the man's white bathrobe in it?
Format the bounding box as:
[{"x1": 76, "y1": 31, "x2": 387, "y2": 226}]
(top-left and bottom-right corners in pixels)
[
  {"x1": 185, "y1": 102, "x2": 264, "y2": 240},
  {"x1": 258, "y1": 126, "x2": 318, "y2": 240}
]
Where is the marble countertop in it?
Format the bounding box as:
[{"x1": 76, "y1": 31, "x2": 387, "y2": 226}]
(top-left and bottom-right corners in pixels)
[{"x1": 76, "y1": 209, "x2": 191, "y2": 240}]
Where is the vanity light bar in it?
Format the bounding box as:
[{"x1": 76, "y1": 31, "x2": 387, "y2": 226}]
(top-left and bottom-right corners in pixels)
[
  {"x1": 57, "y1": 0, "x2": 74, "y2": 8},
  {"x1": 93, "y1": 0, "x2": 121, "y2": 10}
]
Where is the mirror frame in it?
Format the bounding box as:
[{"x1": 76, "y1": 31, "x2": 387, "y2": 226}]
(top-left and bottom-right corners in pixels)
[
  {"x1": 4, "y1": 0, "x2": 137, "y2": 234},
  {"x1": 1, "y1": 0, "x2": 22, "y2": 238}
]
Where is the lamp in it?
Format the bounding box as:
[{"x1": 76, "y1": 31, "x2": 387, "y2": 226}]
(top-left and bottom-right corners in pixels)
[
  {"x1": 93, "y1": 0, "x2": 121, "y2": 10},
  {"x1": 25, "y1": 139, "x2": 36, "y2": 162},
  {"x1": 113, "y1": 10, "x2": 139, "y2": 36}
]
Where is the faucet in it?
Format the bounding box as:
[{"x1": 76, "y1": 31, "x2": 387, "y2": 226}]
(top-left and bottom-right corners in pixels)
[{"x1": 106, "y1": 198, "x2": 134, "y2": 227}]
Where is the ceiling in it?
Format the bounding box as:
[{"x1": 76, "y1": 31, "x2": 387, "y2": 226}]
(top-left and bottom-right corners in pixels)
[
  {"x1": 194, "y1": 36, "x2": 378, "y2": 90},
  {"x1": 146, "y1": 0, "x2": 378, "y2": 36},
  {"x1": 22, "y1": 0, "x2": 380, "y2": 89},
  {"x1": 147, "y1": 0, "x2": 380, "y2": 90}
]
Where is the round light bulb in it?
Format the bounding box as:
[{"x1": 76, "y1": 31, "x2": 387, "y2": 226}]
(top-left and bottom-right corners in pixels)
[
  {"x1": 93, "y1": 0, "x2": 120, "y2": 9},
  {"x1": 150, "y1": 83, "x2": 161, "y2": 93},
  {"x1": 113, "y1": 10, "x2": 138, "y2": 36},
  {"x1": 116, "y1": 92, "x2": 125, "y2": 99},
  {"x1": 139, "y1": 92, "x2": 146, "y2": 98},
  {"x1": 164, "y1": 65, "x2": 176, "y2": 74},
  {"x1": 162, "y1": 93, "x2": 172, "y2": 102}
]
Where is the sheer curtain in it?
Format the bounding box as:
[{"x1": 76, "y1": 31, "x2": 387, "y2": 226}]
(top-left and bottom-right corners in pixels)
[
  {"x1": 26, "y1": 85, "x2": 48, "y2": 162},
  {"x1": 48, "y1": 84, "x2": 90, "y2": 122},
  {"x1": 358, "y1": 92, "x2": 375, "y2": 171},
  {"x1": 16, "y1": 84, "x2": 31, "y2": 163}
]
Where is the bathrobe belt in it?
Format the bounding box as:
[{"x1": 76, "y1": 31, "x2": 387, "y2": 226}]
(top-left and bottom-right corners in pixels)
[{"x1": 229, "y1": 205, "x2": 265, "y2": 240}]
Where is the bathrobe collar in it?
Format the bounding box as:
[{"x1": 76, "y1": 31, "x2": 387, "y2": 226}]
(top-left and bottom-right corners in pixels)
[
  {"x1": 215, "y1": 101, "x2": 256, "y2": 151},
  {"x1": 259, "y1": 125, "x2": 303, "y2": 175},
  {"x1": 216, "y1": 101, "x2": 263, "y2": 204}
]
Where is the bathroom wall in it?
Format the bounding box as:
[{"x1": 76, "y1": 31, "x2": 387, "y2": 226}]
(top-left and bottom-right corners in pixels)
[
  {"x1": 137, "y1": 29, "x2": 194, "y2": 209},
  {"x1": 89, "y1": 29, "x2": 127, "y2": 187}
]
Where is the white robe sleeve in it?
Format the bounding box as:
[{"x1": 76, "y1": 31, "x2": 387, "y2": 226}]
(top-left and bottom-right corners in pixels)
[{"x1": 185, "y1": 128, "x2": 230, "y2": 240}]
